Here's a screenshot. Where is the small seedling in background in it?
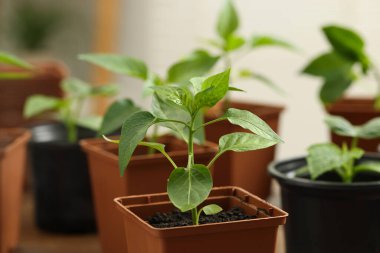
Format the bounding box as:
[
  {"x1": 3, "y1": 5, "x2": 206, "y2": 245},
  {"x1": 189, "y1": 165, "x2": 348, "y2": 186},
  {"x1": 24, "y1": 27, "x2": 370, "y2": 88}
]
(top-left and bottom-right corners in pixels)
[
  {"x1": 0, "y1": 51, "x2": 33, "y2": 79},
  {"x1": 23, "y1": 78, "x2": 118, "y2": 142},
  {"x1": 104, "y1": 69, "x2": 282, "y2": 225},
  {"x1": 200, "y1": 0, "x2": 296, "y2": 95},
  {"x1": 302, "y1": 25, "x2": 380, "y2": 108},
  {"x1": 299, "y1": 115, "x2": 380, "y2": 183}
]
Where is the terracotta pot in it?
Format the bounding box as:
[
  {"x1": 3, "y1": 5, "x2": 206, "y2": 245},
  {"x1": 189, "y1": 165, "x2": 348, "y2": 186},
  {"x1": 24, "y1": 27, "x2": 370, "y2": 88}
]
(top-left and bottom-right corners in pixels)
[
  {"x1": 269, "y1": 154, "x2": 380, "y2": 253},
  {"x1": 0, "y1": 129, "x2": 30, "y2": 253},
  {"x1": 28, "y1": 123, "x2": 96, "y2": 233},
  {"x1": 114, "y1": 186, "x2": 287, "y2": 253},
  {"x1": 205, "y1": 101, "x2": 284, "y2": 198},
  {"x1": 327, "y1": 98, "x2": 380, "y2": 152},
  {"x1": 0, "y1": 61, "x2": 66, "y2": 128},
  {"x1": 80, "y1": 136, "x2": 217, "y2": 253}
]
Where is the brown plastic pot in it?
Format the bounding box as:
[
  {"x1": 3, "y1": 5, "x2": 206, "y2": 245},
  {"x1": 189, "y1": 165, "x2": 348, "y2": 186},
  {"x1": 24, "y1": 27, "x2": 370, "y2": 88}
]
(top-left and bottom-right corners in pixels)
[
  {"x1": 327, "y1": 98, "x2": 380, "y2": 152},
  {"x1": 0, "y1": 61, "x2": 66, "y2": 128},
  {"x1": 0, "y1": 129, "x2": 31, "y2": 253},
  {"x1": 114, "y1": 186, "x2": 287, "y2": 253},
  {"x1": 80, "y1": 136, "x2": 217, "y2": 253},
  {"x1": 206, "y1": 101, "x2": 284, "y2": 198}
]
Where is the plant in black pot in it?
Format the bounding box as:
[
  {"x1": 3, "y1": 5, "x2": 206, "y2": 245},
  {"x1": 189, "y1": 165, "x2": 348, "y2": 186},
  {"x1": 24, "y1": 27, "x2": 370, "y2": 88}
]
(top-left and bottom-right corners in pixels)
[
  {"x1": 269, "y1": 115, "x2": 380, "y2": 253},
  {"x1": 24, "y1": 78, "x2": 117, "y2": 233},
  {"x1": 302, "y1": 24, "x2": 380, "y2": 151},
  {"x1": 111, "y1": 69, "x2": 288, "y2": 253}
]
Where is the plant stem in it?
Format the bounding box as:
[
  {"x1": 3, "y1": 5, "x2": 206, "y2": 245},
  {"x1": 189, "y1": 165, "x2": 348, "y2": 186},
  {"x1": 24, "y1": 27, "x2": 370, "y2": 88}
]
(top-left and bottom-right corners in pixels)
[
  {"x1": 147, "y1": 125, "x2": 159, "y2": 154},
  {"x1": 192, "y1": 208, "x2": 198, "y2": 225},
  {"x1": 188, "y1": 114, "x2": 197, "y2": 225},
  {"x1": 372, "y1": 63, "x2": 380, "y2": 97}
]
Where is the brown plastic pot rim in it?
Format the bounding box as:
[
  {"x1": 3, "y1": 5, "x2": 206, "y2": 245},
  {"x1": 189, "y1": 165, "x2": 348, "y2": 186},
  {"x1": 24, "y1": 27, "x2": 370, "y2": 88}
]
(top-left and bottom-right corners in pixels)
[
  {"x1": 326, "y1": 97, "x2": 379, "y2": 113},
  {"x1": 114, "y1": 186, "x2": 288, "y2": 233},
  {"x1": 0, "y1": 128, "x2": 31, "y2": 158},
  {"x1": 269, "y1": 153, "x2": 380, "y2": 189},
  {"x1": 80, "y1": 135, "x2": 218, "y2": 164}
]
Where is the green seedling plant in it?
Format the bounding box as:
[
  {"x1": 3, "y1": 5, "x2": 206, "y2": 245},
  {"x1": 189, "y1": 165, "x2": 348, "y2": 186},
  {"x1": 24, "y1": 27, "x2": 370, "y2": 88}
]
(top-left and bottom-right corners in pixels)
[
  {"x1": 23, "y1": 78, "x2": 118, "y2": 142},
  {"x1": 199, "y1": 0, "x2": 296, "y2": 96},
  {"x1": 300, "y1": 115, "x2": 380, "y2": 183},
  {"x1": 0, "y1": 51, "x2": 33, "y2": 79},
  {"x1": 302, "y1": 24, "x2": 380, "y2": 108},
  {"x1": 105, "y1": 69, "x2": 283, "y2": 225},
  {"x1": 79, "y1": 49, "x2": 219, "y2": 137}
]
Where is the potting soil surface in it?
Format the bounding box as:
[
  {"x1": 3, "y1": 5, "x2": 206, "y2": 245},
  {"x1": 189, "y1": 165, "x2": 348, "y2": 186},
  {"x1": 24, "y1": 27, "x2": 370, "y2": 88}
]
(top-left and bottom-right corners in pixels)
[{"x1": 148, "y1": 207, "x2": 256, "y2": 228}]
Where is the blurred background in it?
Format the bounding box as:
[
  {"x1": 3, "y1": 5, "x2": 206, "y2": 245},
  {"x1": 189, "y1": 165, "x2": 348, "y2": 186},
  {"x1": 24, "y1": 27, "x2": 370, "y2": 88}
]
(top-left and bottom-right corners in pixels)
[{"x1": 1, "y1": 0, "x2": 380, "y2": 252}]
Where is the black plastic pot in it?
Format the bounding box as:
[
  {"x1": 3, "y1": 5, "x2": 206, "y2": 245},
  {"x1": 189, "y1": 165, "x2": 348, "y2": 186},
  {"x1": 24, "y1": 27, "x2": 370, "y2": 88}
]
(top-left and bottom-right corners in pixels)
[
  {"x1": 28, "y1": 123, "x2": 96, "y2": 233},
  {"x1": 269, "y1": 154, "x2": 380, "y2": 253}
]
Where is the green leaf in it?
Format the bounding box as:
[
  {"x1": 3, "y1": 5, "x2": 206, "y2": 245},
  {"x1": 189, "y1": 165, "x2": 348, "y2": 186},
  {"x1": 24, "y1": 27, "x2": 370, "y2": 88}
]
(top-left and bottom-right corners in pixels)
[
  {"x1": 357, "y1": 117, "x2": 380, "y2": 139},
  {"x1": 23, "y1": 95, "x2": 62, "y2": 118},
  {"x1": 223, "y1": 108, "x2": 282, "y2": 142},
  {"x1": 216, "y1": 0, "x2": 239, "y2": 39},
  {"x1": 354, "y1": 162, "x2": 380, "y2": 174},
  {"x1": 119, "y1": 111, "x2": 157, "y2": 175},
  {"x1": 151, "y1": 94, "x2": 190, "y2": 141},
  {"x1": 0, "y1": 51, "x2": 33, "y2": 69},
  {"x1": 324, "y1": 115, "x2": 358, "y2": 137},
  {"x1": 79, "y1": 54, "x2": 148, "y2": 79},
  {"x1": 167, "y1": 164, "x2": 212, "y2": 212},
  {"x1": 91, "y1": 84, "x2": 118, "y2": 96},
  {"x1": 307, "y1": 143, "x2": 342, "y2": 180},
  {"x1": 225, "y1": 34, "x2": 245, "y2": 51},
  {"x1": 239, "y1": 69, "x2": 285, "y2": 95},
  {"x1": 202, "y1": 204, "x2": 223, "y2": 215},
  {"x1": 0, "y1": 72, "x2": 32, "y2": 80},
  {"x1": 228, "y1": 86, "x2": 245, "y2": 92},
  {"x1": 375, "y1": 95, "x2": 380, "y2": 110},
  {"x1": 61, "y1": 78, "x2": 91, "y2": 97},
  {"x1": 138, "y1": 141, "x2": 177, "y2": 168},
  {"x1": 194, "y1": 69, "x2": 230, "y2": 110},
  {"x1": 193, "y1": 110, "x2": 205, "y2": 144},
  {"x1": 319, "y1": 76, "x2": 352, "y2": 104},
  {"x1": 251, "y1": 36, "x2": 295, "y2": 50},
  {"x1": 302, "y1": 52, "x2": 354, "y2": 80},
  {"x1": 167, "y1": 50, "x2": 219, "y2": 83},
  {"x1": 218, "y1": 132, "x2": 278, "y2": 153},
  {"x1": 143, "y1": 72, "x2": 163, "y2": 97},
  {"x1": 76, "y1": 116, "x2": 102, "y2": 131},
  {"x1": 323, "y1": 25, "x2": 369, "y2": 68},
  {"x1": 100, "y1": 99, "x2": 141, "y2": 135},
  {"x1": 153, "y1": 86, "x2": 193, "y2": 113}
]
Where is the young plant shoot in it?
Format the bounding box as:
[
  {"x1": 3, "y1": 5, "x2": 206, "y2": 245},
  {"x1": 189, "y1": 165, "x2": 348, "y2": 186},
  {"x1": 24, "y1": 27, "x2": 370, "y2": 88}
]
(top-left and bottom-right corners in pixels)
[
  {"x1": 79, "y1": 49, "x2": 219, "y2": 137},
  {"x1": 302, "y1": 25, "x2": 380, "y2": 108},
  {"x1": 105, "y1": 69, "x2": 283, "y2": 225},
  {"x1": 23, "y1": 78, "x2": 118, "y2": 142},
  {"x1": 0, "y1": 51, "x2": 33, "y2": 79},
  {"x1": 301, "y1": 115, "x2": 380, "y2": 183},
  {"x1": 200, "y1": 0, "x2": 295, "y2": 95}
]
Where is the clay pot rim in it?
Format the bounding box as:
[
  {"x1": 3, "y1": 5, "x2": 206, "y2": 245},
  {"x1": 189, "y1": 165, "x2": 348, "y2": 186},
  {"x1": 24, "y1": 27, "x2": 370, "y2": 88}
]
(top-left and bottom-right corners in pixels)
[
  {"x1": 0, "y1": 128, "x2": 31, "y2": 158},
  {"x1": 269, "y1": 153, "x2": 380, "y2": 189},
  {"x1": 114, "y1": 186, "x2": 288, "y2": 233},
  {"x1": 80, "y1": 135, "x2": 218, "y2": 163},
  {"x1": 326, "y1": 97, "x2": 380, "y2": 114}
]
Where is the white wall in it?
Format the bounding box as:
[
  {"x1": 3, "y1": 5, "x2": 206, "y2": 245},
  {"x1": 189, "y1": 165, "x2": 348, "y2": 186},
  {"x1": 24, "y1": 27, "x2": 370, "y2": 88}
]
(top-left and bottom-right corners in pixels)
[{"x1": 116, "y1": 0, "x2": 380, "y2": 159}]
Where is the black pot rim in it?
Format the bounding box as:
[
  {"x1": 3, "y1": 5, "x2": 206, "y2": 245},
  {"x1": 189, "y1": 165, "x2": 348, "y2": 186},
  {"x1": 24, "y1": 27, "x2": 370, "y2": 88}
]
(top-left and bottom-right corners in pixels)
[{"x1": 269, "y1": 153, "x2": 380, "y2": 190}]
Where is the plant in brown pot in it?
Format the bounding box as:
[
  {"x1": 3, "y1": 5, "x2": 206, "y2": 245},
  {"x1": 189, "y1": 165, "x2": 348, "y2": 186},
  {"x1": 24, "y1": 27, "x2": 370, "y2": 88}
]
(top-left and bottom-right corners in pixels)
[
  {"x1": 193, "y1": 0, "x2": 296, "y2": 197},
  {"x1": 79, "y1": 52, "x2": 220, "y2": 253},
  {"x1": 270, "y1": 114, "x2": 380, "y2": 253},
  {"x1": 302, "y1": 24, "x2": 380, "y2": 152},
  {"x1": 23, "y1": 78, "x2": 117, "y2": 233},
  {"x1": 0, "y1": 52, "x2": 31, "y2": 253},
  {"x1": 111, "y1": 69, "x2": 287, "y2": 253}
]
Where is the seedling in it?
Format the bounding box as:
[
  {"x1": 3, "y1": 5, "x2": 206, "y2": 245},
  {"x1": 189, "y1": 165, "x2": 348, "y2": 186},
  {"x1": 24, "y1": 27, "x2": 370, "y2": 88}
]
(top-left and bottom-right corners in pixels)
[
  {"x1": 200, "y1": 0, "x2": 295, "y2": 96},
  {"x1": 302, "y1": 25, "x2": 380, "y2": 108},
  {"x1": 300, "y1": 115, "x2": 380, "y2": 183},
  {"x1": 79, "y1": 50, "x2": 219, "y2": 137},
  {"x1": 105, "y1": 69, "x2": 282, "y2": 225},
  {"x1": 0, "y1": 51, "x2": 33, "y2": 79},
  {"x1": 23, "y1": 78, "x2": 117, "y2": 142}
]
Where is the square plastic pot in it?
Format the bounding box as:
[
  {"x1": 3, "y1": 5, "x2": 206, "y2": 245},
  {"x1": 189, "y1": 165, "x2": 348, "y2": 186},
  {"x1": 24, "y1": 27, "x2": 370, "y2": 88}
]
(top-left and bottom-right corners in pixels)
[
  {"x1": 80, "y1": 136, "x2": 217, "y2": 253},
  {"x1": 327, "y1": 98, "x2": 380, "y2": 152},
  {"x1": 0, "y1": 61, "x2": 66, "y2": 128},
  {"x1": 114, "y1": 186, "x2": 287, "y2": 253},
  {"x1": 206, "y1": 101, "x2": 284, "y2": 198},
  {"x1": 0, "y1": 129, "x2": 30, "y2": 253}
]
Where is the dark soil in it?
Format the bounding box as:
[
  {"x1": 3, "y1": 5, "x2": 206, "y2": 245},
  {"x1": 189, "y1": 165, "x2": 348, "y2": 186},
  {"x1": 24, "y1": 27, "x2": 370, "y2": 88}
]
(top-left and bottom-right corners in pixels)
[{"x1": 148, "y1": 207, "x2": 256, "y2": 228}]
